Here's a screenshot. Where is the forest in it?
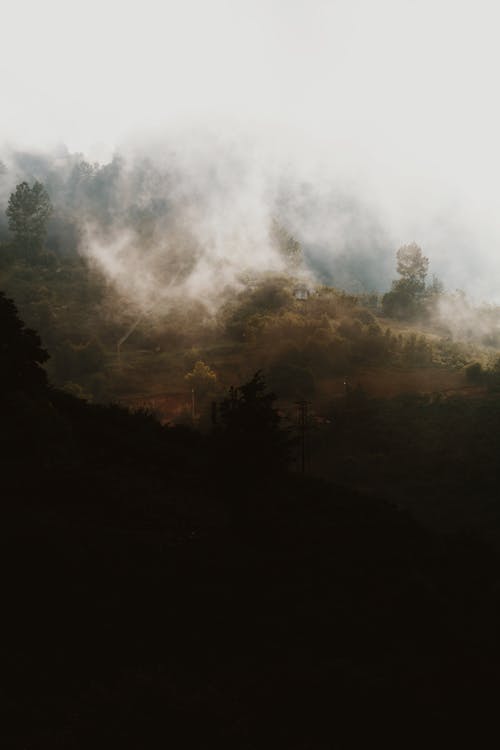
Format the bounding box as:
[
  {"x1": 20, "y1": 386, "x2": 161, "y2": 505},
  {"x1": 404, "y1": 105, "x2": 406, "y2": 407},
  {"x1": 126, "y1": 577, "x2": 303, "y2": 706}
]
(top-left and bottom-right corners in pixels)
[{"x1": 3, "y1": 151, "x2": 500, "y2": 746}]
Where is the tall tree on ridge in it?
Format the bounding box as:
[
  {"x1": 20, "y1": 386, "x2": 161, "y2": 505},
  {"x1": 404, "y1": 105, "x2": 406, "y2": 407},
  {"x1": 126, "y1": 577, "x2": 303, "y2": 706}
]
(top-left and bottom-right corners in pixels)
[{"x1": 7, "y1": 181, "x2": 52, "y2": 258}]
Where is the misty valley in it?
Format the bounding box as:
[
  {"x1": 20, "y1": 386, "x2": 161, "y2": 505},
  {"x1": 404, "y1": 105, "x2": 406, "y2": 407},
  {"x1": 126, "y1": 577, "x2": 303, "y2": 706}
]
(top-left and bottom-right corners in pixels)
[{"x1": 3, "y1": 151, "x2": 500, "y2": 746}]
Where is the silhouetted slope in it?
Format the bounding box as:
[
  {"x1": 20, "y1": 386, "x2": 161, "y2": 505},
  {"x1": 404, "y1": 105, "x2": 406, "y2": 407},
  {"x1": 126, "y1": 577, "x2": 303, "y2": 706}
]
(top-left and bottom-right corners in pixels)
[{"x1": 3, "y1": 294, "x2": 500, "y2": 747}]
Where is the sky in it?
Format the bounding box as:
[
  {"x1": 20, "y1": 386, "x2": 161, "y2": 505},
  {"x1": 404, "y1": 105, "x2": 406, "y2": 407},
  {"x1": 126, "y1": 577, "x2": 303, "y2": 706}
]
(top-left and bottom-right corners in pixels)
[{"x1": 2, "y1": 0, "x2": 500, "y2": 298}]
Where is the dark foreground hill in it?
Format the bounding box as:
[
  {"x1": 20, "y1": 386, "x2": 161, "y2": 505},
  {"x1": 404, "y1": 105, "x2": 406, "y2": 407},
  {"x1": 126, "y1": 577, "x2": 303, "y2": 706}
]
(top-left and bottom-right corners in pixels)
[{"x1": 3, "y1": 294, "x2": 500, "y2": 746}]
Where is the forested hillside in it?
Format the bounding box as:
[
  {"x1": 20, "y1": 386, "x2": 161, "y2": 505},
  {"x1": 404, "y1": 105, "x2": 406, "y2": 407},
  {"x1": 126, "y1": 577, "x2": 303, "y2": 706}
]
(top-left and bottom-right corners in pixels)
[
  {"x1": 6, "y1": 0, "x2": 500, "y2": 745},
  {"x1": 3, "y1": 291, "x2": 500, "y2": 747},
  {"x1": 4, "y1": 155, "x2": 500, "y2": 746}
]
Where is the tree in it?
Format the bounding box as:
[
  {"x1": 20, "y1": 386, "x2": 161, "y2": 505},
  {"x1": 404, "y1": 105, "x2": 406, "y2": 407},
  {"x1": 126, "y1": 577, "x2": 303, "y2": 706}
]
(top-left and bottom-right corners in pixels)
[
  {"x1": 6, "y1": 181, "x2": 52, "y2": 257},
  {"x1": 185, "y1": 360, "x2": 217, "y2": 396},
  {"x1": 216, "y1": 371, "x2": 291, "y2": 475},
  {"x1": 382, "y1": 243, "x2": 429, "y2": 319},
  {"x1": 395, "y1": 243, "x2": 429, "y2": 294},
  {"x1": 0, "y1": 291, "x2": 49, "y2": 393},
  {"x1": 185, "y1": 360, "x2": 217, "y2": 418}
]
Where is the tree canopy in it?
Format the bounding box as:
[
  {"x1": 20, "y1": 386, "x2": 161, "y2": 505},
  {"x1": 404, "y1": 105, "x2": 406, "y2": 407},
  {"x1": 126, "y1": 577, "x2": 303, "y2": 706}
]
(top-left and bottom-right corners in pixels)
[
  {"x1": 185, "y1": 360, "x2": 217, "y2": 395},
  {"x1": 382, "y1": 243, "x2": 430, "y2": 319},
  {"x1": 396, "y1": 243, "x2": 429, "y2": 294},
  {"x1": 6, "y1": 181, "x2": 52, "y2": 257},
  {"x1": 217, "y1": 371, "x2": 291, "y2": 475}
]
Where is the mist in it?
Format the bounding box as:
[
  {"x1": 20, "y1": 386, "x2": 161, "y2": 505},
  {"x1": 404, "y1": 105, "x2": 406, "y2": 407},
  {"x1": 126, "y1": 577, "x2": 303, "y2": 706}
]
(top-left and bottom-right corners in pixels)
[{"x1": 2, "y1": 0, "x2": 500, "y2": 302}]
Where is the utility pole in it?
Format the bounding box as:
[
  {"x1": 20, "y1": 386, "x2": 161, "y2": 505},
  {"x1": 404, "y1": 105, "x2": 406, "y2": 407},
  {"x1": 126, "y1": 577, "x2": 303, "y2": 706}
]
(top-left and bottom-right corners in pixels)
[{"x1": 295, "y1": 399, "x2": 311, "y2": 474}]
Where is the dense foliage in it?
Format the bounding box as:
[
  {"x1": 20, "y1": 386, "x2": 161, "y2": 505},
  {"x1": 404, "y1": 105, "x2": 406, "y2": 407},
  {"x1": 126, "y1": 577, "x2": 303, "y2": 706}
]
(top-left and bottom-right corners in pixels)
[{"x1": 7, "y1": 180, "x2": 52, "y2": 258}]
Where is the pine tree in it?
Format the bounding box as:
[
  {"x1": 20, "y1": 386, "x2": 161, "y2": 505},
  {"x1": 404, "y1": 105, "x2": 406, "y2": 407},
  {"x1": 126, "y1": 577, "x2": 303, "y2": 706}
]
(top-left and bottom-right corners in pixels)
[{"x1": 6, "y1": 181, "x2": 52, "y2": 258}]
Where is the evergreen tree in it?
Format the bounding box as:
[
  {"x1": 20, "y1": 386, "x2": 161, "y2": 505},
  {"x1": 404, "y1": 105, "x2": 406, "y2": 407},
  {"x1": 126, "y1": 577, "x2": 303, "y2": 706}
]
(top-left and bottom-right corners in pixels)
[
  {"x1": 6, "y1": 181, "x2": 52, "y2": 258},
  {"x1": 217, "y1": 371, "x2": 291, "y2": 475}
]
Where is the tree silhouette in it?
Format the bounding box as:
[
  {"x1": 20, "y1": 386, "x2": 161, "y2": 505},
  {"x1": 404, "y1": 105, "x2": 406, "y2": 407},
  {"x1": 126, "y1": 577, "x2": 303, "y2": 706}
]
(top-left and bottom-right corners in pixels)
[
  {"x1": 217, "y1": 371, "x2": 291, "y2": 475},
  {"x1": 0, "y1": 291, "x2": 49, "y2": 393},
  {"x1": 6, "y1": 181, "x2": 52, "y2": 257}
]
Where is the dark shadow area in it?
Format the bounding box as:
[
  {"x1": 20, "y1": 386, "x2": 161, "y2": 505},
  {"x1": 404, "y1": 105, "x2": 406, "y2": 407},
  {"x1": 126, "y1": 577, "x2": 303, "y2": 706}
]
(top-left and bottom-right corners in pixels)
[{"x1": 3, "y1": 292, "x2": 500, "y2": 747}]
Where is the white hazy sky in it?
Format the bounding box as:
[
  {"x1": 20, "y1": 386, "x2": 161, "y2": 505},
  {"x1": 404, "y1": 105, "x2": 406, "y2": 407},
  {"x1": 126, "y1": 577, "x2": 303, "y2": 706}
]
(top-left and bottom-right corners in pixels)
[{"x1": 2, "y1": 0, "x2": 500, "y2": 297}]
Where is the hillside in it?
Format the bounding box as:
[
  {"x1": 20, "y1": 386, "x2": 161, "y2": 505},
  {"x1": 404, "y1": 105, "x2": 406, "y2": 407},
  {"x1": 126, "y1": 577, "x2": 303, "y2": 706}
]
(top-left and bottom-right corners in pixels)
[
  {"x1": 4, "y1": 170, "x2": 500, "y2": 742},
  {"x1": 3, "y1": 293, "x2": 500, "y2": 746},
  {"x1": 2, "y1": 253, "x2": 496, "y2": 412},
  {"x1": 5, "y1": 3, "x2": 500, "y2": 745}
]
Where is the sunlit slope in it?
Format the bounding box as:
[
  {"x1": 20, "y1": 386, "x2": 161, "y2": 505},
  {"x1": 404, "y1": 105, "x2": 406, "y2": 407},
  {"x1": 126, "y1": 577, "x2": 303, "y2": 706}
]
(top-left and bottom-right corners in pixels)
[{"x1": 2, "y1": 255, "x2": 499, "y2": 421}]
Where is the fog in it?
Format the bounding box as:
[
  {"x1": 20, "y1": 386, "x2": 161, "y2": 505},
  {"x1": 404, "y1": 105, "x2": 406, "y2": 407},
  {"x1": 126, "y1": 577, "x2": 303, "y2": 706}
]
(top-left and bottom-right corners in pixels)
[{"x1": 2, "y1": 0, "x2": 500, "y2": 301}]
